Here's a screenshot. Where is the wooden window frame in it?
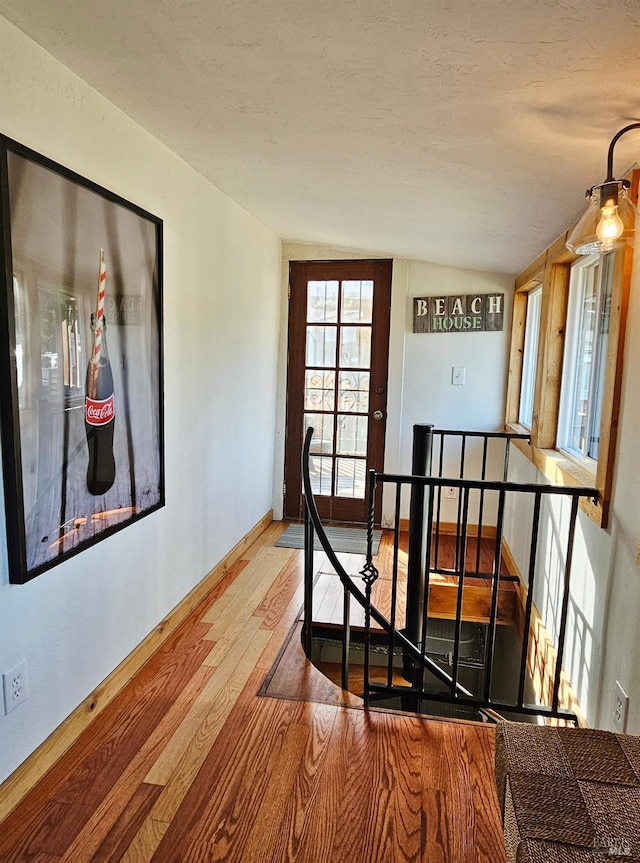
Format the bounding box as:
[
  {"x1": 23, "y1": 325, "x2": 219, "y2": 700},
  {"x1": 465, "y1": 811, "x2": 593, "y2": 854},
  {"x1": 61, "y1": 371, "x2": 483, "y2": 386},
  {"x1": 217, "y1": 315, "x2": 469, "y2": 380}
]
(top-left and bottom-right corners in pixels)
[
  {"x1": 515, "y1": 283, "x2": 542, "y2": 428},
  {"x1": 505, "y1": 168, "x2": 638, "y2": 528}
]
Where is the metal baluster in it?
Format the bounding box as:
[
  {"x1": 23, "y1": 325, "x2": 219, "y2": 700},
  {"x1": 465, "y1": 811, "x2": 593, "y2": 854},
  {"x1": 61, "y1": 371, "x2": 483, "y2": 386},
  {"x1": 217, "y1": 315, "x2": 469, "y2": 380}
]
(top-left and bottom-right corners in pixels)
[
  {"x1": 388, "y1": 483, "x2": 402, "y2": 688},
  {"x1": 552, "y1": 496, "x2": 580, "y2": 714},
  {"x1": 434, "y1": 433, "x2": 444, "y2": 570},
  {"x1": 517, "y1": 492, "x2": 542, "y2": 708},
  {"x1": 418, "y1": 484, "x2": 436, "y2": 710},
  {"x1": 342, "y1": 588, "x2": 351, "y2": 692},
  {"x1": 361, "y1": 470, "x2": 379, "y2": 708},
  {"x1": 451, "y1": 486, "x2": 470, "y2": 697},
  {"x1": 454, "y1": 435, "x2": 467, "y2": 573},
  {"x1": 475, "y1": 435, "x2": 489, "y2": 574},
  {"x1": 483, "y1": 487, "x2": 506, "y2": 703},
  {"x1": 303, "y1": 503, "x2": 315, "y2": 657},
  {"x1": 405, "y1": 425, "x2": 432, "y2": 685}
]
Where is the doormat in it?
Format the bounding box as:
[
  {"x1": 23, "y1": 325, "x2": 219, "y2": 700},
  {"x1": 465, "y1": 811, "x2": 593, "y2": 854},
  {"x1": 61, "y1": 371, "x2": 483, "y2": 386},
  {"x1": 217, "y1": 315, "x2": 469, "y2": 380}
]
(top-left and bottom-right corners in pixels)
[{"x1": 274, "y1": 523, "x2": 381, "y2": 555}]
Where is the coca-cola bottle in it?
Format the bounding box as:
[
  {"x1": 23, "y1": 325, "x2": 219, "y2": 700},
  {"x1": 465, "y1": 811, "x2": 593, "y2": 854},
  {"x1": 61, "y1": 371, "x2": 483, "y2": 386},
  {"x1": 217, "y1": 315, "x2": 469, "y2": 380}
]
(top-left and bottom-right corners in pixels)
[{"x1": 85, "y1": 314, "x2": 116, "y2": 495}]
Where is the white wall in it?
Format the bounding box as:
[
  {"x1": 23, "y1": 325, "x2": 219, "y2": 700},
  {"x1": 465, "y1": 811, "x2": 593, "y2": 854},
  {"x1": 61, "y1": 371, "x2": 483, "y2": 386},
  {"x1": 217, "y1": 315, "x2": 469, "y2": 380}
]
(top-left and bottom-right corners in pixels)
[
  {"x1": 0, "y1": 18, "x2": 282, "y2": 784},
  {"x1": 400, "y1": 260, "x2": 513, "y2": 462},
  {"x1": 503, "y1": 241, "x2": 640, "y2": 732},
  {"x1": 397, "y1": 260, "x2": 513, "y2": 523},
  {"x1": 503, "y1": 451, "x2": 611, "y2": 722}
]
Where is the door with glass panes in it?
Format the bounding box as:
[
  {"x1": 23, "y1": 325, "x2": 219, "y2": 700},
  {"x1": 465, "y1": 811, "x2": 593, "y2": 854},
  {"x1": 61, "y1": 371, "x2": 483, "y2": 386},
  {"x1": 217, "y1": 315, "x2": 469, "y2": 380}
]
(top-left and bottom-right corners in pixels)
[{"x1": 284, "y1": 260, "x2": 392, "y2": 523}]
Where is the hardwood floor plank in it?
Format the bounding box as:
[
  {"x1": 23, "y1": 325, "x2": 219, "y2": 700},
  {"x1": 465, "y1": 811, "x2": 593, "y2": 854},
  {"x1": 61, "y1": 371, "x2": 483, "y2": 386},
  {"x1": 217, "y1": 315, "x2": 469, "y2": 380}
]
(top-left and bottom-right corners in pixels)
[
  {"x1": 254, "y1": 553, "x2": 304, "y2": 630},
  {"x1": 253, "y1": 702, "x2": 338, "y2": 863},
  {"x1": 325, "y1": 708, "x2": 380, "y2": 863},
  {"x1": 120, "y1": 629, "x2": 276, "y2": 862},
  {"x1": 465, "y1": 726, "x2": 506, "y2": 863},
  {"x1": 0, "y1": 524, "x2": 506, "y2": 863},
  {"x1": 60, "y1": 665, "x2": 215, "y2": 863},
  {"x1": 196, "y1": 558, "x2": 250, "y2": 609},
  {"x1": 370, "y1": 713, "x2": 424, "y2": 862},
  {"x1": 440, "y1": 723, "x2": 477, "y2": 863},
  {"x1": 240, "y1": 721, "x2": 312, "y2": 863},
  {"x1": 255, "y1": 583, "x2": 306, "y2": 673},
  {"x1": 419, "y1": 719, "x2": 447, "y2": 792},
  {"x1": 144, "y1": 626, "x2": 272, "y2": 787},
  {"x1": 201, "y1": 613, "x2": 264, "y2": 669},
  {"x1": 197, "y1": 559, "x2": 252, "y2": 639},
  {"x1": 1, "y1": 800, "x2": 70, "y2": 861},
  {"x1": 420, "y1": 789, "x2": 450, "y2": 863},
  {"x1": 0, "y1": 620, "x2": 214, "y2": 860},
  {"x1": 201, "y1": 546, "x2": 294, "y2": 629},
  {"x1": 149, "y1": 698, "x2": 309, "y2": 863},
  {"x1": 241, "y1": 519, "x2": 287, "y2": 555},
  {"x1": 120, "y1": 818, "x2": 170, "y2": 863},
  {"x1": 89, "y1": 783, "x2": 163, "y2": 863}
]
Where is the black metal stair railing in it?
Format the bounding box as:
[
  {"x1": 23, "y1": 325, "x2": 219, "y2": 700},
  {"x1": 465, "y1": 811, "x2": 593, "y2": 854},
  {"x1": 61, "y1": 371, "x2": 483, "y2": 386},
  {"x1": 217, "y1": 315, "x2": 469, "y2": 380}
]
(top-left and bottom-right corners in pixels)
[
  {"x1": 301, "y1": 427, "x2": 476, "y2": 710},
  {"x1": 427, "y1": 425, "x2": 531, "y2": 578},
  {"x1": 302, "y1": 424, "x2": 599, "y2": 723}
]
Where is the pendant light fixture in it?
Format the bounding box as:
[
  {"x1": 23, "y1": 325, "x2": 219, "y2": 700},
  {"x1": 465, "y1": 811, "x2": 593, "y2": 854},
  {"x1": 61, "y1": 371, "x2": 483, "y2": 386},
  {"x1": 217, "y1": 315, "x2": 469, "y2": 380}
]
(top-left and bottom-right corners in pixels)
[{"x1": 566, "y1": 123, "x2": 640, "y2": 255}]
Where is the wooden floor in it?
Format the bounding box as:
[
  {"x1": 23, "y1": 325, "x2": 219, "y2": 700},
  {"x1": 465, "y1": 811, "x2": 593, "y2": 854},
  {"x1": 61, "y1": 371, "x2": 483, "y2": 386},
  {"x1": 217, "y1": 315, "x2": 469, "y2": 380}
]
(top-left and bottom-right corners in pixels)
[
  {"x1": 313, "y1": 531, "x2": 519, "y2": 630},
  {"x1": 0, "y1": 522, "x2": 506, "y2": 863}
]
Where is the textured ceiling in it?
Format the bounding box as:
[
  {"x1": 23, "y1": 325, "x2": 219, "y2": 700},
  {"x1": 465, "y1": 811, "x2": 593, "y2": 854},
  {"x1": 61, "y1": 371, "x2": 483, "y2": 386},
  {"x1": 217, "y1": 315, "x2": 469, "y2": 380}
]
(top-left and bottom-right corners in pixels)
[{"x1": 1, "y1": 0, "x2": 640, "y2": 273}]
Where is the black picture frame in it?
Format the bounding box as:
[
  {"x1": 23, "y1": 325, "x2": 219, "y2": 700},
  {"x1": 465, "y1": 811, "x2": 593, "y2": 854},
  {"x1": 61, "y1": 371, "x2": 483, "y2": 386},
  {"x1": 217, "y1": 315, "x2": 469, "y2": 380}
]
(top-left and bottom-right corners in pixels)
[{"x1": 0, "y1": 136, "x2": 164, "y2": 584}]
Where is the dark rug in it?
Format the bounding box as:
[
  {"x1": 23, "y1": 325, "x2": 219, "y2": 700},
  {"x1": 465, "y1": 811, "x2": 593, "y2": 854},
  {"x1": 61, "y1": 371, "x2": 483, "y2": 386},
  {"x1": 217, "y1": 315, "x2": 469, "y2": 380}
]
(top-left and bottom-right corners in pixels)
[{"x1": 274, "y1": 523, "x2": 382, "y2": 555}]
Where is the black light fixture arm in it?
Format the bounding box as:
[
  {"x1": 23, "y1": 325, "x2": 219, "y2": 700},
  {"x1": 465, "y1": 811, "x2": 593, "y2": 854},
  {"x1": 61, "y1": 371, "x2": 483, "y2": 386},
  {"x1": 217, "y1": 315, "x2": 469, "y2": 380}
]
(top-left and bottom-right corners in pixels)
[
  {"x1": 605, "y1": 122, "x2": 640, "y2": 183},
  {"x1": 568, "y1": 122, "x2": 640, "y2": 253}
]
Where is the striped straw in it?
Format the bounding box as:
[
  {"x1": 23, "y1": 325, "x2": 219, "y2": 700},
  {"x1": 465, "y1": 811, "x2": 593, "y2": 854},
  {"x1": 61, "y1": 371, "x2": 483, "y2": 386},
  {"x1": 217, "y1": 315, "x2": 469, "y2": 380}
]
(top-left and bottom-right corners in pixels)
[
  {"x1": 92, "y1": 249, "x2": 106, "y2": 366},
  {"x1": 88, "y1": 249, "x2": 106, "y2": 400}
]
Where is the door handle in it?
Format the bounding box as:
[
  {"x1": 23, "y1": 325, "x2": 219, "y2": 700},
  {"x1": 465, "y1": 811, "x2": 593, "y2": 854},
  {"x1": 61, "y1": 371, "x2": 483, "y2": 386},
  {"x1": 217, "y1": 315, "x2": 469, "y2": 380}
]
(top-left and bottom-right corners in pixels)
[{"x1": 372, "y1": 410, "x2": 384, "y2": 421}]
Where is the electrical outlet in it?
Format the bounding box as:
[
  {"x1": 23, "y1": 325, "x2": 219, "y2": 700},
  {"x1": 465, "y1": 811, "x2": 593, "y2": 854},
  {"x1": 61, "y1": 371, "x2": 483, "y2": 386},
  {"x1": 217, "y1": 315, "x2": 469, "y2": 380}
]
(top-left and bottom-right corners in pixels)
[
  {"x1": 444, "y1": 486, "x2": 457, "y2": 499},
  {"x1": 3, "y1": 659, "x2": 28, "y2": 714},
  {"x1": 614, "y1": 680, "x2": 629, "y2": 732}
]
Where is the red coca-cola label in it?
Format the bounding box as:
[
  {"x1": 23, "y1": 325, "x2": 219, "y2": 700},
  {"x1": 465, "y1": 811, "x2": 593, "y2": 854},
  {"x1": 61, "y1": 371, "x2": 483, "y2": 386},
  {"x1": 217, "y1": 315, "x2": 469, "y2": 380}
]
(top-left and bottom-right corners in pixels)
[{"x1": 85, "y1": 394, "x2": 115, "y2": 426}]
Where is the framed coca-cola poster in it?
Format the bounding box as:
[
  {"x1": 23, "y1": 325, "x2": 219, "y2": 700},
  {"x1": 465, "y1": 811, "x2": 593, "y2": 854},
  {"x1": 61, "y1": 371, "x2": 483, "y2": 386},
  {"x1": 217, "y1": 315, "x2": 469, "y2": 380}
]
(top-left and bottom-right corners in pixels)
[{"x1": 0, "y1": 136, "x2": 164, "y2": 583}]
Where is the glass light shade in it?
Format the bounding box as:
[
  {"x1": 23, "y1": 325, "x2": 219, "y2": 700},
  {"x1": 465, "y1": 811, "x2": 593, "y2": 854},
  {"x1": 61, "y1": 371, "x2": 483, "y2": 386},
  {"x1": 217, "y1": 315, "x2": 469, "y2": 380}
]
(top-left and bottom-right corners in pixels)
[{"x1": 566, "y1": 182, "x2": 639, "y2": 255}]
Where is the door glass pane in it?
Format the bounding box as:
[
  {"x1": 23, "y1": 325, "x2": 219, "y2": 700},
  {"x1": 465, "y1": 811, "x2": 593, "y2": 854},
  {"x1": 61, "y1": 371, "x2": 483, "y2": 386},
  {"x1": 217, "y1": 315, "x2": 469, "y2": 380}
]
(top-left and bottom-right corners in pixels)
[
  {"x1": 306, "y1": 326, "x2": 337, "y2": 367},
  {"x1": 304, "y1": 370, "x2": 335, "y2": 411},
  {"x1": 307, "y1": 280, "x2": 338, "y2": 323},
  {"x1": 339, "y1": 326, "x2": 371, "y2": 368},
  {"x1": 338, "y1": 371, "x2": 369, "y2": 413},
  {"x1": 309, "y1": 455, "x2": 333, "y2": 496},
  {"x1": 336, "y1": 457, "x2": 366, "y2": 498},
  {"x1": 341, "y1": 280, "x2": 373, "y2": 323},
  {"x1": 337, "y1": 414, "x2": 368, "y2": 456},
  {"x1": 304, "y1": 413, "x2": 334, "y2": 454}
]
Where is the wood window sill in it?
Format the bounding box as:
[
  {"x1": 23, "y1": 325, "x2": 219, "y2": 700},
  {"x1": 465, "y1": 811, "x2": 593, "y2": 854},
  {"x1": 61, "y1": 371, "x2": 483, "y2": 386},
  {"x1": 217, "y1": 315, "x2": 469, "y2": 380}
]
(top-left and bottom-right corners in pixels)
[{"x1": 505, "y1": 424, "x2": 603, "y2": 527}]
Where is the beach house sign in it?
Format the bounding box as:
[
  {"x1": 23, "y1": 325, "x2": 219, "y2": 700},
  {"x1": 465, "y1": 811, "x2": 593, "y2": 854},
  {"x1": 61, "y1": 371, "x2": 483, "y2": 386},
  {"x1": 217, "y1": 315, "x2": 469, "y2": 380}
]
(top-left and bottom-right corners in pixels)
[{"x1": 413, "y1": 293, "x2": 504, "y2": 334}]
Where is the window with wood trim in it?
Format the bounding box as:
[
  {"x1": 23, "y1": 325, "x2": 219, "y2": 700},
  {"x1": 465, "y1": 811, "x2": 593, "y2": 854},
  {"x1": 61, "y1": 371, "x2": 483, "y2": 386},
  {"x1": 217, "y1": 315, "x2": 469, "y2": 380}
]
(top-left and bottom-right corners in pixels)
[
  {"x1": 505, "y1": 168, "x2": 638, "y2": 527},
  {"x1": 557, "y1": 254, "x2": 613, "y2": 462},
  {"x1": 518, "y1": 285, "x2": 542, "y2": 429}
]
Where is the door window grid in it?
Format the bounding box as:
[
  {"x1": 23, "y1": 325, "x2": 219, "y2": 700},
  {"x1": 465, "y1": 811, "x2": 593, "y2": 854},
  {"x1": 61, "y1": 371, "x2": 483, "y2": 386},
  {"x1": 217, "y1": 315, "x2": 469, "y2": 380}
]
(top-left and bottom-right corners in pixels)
[{"x1": 304, "y1": 279, "x2": 373, "y2": 498}]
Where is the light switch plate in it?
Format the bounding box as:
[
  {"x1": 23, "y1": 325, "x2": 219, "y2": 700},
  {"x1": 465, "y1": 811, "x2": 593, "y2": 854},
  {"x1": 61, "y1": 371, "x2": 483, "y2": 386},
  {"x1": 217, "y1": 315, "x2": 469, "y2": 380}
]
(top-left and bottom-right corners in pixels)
[{"x1": 452, "y1": 366, "x2": 465, "y2": 386}]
